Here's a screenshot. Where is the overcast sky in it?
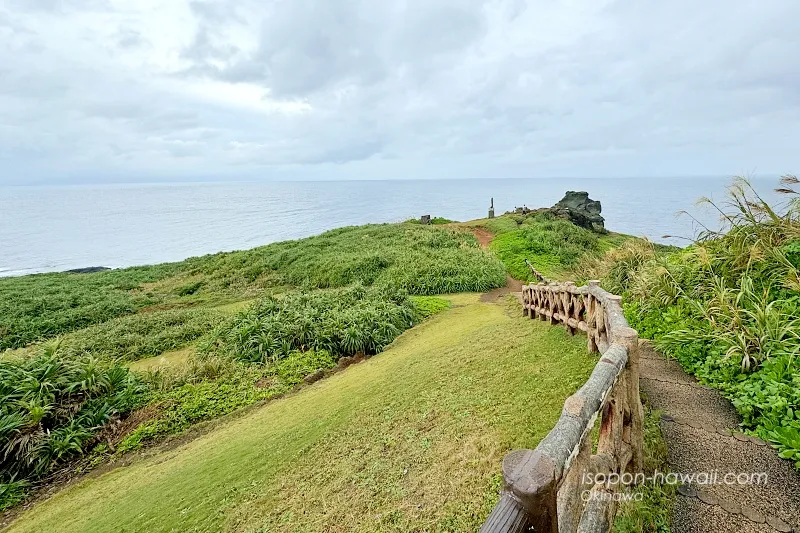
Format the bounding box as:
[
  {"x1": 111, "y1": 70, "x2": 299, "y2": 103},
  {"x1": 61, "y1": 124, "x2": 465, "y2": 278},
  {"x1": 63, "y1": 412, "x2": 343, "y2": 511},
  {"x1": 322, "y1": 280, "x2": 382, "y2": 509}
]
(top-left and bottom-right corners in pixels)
[{"x1": 1, "y1": 0, "x2": 799, "y2": 185}]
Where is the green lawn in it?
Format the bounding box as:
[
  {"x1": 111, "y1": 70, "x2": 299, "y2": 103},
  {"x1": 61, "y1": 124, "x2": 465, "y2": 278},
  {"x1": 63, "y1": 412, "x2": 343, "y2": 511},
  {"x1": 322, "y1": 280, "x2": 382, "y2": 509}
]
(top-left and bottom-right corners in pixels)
[{"x1": 7, "y1": 294, "x2": 595, "y2": 533}]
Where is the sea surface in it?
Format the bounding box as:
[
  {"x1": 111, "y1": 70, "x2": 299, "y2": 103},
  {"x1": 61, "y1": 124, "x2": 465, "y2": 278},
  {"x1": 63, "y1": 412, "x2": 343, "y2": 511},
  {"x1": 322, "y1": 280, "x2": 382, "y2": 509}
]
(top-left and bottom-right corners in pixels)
[{"x1": 0, "y1": 177, "x2": 783, "y2": 277}]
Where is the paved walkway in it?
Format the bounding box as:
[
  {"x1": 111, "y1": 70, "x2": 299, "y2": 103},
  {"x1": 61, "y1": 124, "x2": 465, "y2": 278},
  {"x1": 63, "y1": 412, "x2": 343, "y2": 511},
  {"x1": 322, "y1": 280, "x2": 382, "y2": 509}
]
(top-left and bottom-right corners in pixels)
[{"x1": 639, "y1": 341, "x2": 800, "y2": 533}]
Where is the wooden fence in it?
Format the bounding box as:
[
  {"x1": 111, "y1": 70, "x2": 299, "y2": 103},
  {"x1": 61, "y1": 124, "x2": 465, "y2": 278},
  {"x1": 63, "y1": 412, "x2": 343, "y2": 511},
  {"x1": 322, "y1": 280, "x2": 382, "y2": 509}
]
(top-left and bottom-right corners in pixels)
[{"x1": 480, "y1": 280, "x2": 644, "y2": 533}]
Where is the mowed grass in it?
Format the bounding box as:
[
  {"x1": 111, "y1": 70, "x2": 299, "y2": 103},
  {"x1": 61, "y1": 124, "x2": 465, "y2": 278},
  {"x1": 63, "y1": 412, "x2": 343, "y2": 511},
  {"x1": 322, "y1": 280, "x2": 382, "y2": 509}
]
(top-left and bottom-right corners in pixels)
[{"x1": 7, "y1": 295, "x2": 595, "y2": 533}]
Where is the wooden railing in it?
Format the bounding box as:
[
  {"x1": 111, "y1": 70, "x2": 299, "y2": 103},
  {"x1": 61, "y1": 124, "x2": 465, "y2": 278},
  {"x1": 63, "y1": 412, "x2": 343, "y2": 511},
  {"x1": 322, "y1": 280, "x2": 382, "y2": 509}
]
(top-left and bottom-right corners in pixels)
[{"x1": 480, "y1": 280, "x2": 643, "y2": 533}]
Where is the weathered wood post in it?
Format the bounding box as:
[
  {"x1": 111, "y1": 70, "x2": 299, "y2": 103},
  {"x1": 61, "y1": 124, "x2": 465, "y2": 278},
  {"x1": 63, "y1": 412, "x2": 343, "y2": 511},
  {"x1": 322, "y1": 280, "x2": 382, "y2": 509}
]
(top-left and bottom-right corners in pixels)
[
  {"x1": 522, "y1": 285, "x2": 530, "y2": 317},
  {"x1": 489, "y1": 197, "x2": 495, "y2": 219},
  {"x1": 586, "y1": 281, "x2": 600, "y2": 353},
  {"x1": 614, "y1": 326, "x2": 643, "y2": 473},
  {"x1": 481, "y1": 450, "x2": 559, "y2": 533}
]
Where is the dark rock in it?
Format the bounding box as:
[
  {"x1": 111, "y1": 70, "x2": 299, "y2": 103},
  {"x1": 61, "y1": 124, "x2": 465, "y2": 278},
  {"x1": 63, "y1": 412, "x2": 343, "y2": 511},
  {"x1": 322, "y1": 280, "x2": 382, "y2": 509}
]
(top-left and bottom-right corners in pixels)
[
  {"x1": 65, "y1": 266, "x2": 111, "y2": 274},
  {"x1": 504, "y1": 191, "x2": 606, "y2": 233},
  {"x1": 551, "y1": 191, "x2": 605, "y2": 233}
]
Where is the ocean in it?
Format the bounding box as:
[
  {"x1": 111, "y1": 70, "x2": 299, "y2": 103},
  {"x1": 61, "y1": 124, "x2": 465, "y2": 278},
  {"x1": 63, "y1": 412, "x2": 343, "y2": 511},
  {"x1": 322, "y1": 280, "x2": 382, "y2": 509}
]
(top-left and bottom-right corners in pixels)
[{"x1": 0, "y1": 177, "x2": 782, "y2": 277}]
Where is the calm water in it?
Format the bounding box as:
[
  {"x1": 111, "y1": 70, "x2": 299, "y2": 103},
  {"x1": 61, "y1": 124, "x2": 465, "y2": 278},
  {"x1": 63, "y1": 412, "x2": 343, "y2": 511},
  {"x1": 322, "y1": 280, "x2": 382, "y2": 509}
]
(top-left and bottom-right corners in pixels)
[{"x1": 0, "y1": 177, "x2": 780, "y2": 277}]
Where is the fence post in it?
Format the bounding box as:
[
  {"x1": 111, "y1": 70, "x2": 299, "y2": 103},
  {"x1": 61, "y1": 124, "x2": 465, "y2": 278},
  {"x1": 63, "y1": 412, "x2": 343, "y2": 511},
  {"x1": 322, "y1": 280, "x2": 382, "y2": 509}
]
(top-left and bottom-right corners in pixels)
[
  {"x1": 503, "y1": 449, "x2": 559, "y2": 532},
  {"x1": 615, "y1": 326, "x2": 643, "y2": 473}
]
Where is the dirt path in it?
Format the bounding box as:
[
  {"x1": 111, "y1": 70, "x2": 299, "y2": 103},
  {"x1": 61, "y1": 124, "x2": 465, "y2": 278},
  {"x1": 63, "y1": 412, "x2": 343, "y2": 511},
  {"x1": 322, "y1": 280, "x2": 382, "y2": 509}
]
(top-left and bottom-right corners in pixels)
[
  {"x1": 471, "y1": 227, "x2": 494, "y2": 249},
  {"x1": 466, "y1": 227, "x2": 524, "y2": 302},
  {"x1": 639, "y1": 341, "x2": 800, "y2": 533}
]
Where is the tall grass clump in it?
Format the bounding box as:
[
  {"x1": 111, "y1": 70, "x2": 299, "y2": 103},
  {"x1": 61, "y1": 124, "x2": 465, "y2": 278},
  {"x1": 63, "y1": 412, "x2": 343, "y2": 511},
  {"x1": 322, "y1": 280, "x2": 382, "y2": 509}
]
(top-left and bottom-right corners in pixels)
[
  {"x1": 0, "y1": 340, "x2": 146, "y2": 509},
  {"x1": 186, "y1": 224, "x2": 506, "y2": 294},
  {"x1": 200, "y1": 285, "x2": 417, "y2": 363},
  {"x1": 597, "y1": 176, "x2": 800, "y2": 467},
  {"x1": 58, "y1": 308, "x2": 225, "y2": 362}
]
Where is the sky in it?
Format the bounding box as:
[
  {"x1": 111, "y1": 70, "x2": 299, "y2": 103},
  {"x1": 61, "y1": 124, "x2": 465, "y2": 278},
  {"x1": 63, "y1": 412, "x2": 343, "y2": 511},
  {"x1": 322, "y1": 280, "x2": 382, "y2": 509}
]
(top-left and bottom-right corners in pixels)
[{"x1": 1, "y1": 0, "x2": 799, "y2": 185}]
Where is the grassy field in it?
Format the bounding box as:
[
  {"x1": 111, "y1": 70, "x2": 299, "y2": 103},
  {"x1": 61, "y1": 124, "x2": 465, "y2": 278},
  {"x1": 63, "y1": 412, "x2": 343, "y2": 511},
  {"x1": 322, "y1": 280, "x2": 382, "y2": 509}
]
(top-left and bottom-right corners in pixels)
[
  {"x1": 0, "y1": 223, "x2": 505, "y2": 351},
  {"x1": 458, "y1": 214, "x2": 633, "y2": 281},
  {"x1": 6, "y1": 294, "x2": 596, "y2": 533},
  {"x1": 1, "y1": 222, "x2": 510, "y2": 503}
]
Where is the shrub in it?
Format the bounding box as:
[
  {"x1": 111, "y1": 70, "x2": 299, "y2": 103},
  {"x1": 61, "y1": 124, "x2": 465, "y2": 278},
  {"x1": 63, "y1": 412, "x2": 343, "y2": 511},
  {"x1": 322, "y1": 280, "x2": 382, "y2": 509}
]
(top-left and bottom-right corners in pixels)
[
  {"x1": 607, "y1": 176, "x2": 800, "y2": 467},
  {"x1": 0, "y1": 479, "x2": 29, "y2": 512},
  {"x1": 200, "y1": 285, "x2": 416, "y2": 363},
  {"x1": 0, "y1": 340, "x2": 147, "y2": 488},
  {"x1": 118, "y1": 350, "x2": 337, "y2": 451},
  {"x1": 59, "y1": 308, "x2": 225, "y2": 362}
]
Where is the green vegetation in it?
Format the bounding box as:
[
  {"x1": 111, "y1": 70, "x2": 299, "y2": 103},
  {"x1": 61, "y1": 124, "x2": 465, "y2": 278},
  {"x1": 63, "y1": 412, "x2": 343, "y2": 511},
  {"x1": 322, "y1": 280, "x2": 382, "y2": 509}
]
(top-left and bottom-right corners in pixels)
[
  {"x1": 0, "y1": 222, "x2": 506, "y2": 511},
  {"x1": 5, "y1": 295, "x2": 596, "y2": 533},
  {"x1": 409, "y1": 295, "x2": 451, "y2": 318},
  {"x1": 118, "y1": 350, "x2": 338, "y2": 453},
  {"x1": 462, "y1": 212, "x2": 632, "y2": 280},
  {"x1": 200, "y1": 285, "x2": 416, "y2": 363},
  {"x1": 590, "y1": 177, "x2": 800, "y2": 468},
  {"x1": 614, "y1": 404, "x2": 675, "y2": 533},
  {"x1": 0, "y1": 265, "x2": 179, "y2": 350},
  {"x1": 184, "y1": 224, "x2": 505, "y2": 294},
  {"x1": 0, "y1": 340, "x2": 146, "y2": 510},
  {"x1": 490, "y1": 215, "x2": 601, "y2": 279},
  {"x1": 59, "y1": 308, "x2": 224, "y2": 362},
  {"x1": 405, "y1": 216, "x2": 455, "y2": 224},
  {"x1": 0, "y1": 224, "x2": 504, "y2": 350}
]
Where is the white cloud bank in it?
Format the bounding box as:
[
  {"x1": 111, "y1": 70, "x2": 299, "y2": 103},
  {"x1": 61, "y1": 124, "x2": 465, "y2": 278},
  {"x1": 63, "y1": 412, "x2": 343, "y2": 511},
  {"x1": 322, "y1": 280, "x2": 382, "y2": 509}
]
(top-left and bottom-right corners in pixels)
[{"x1": 1, "y1": 0, "x2": 799, "y2": 184}]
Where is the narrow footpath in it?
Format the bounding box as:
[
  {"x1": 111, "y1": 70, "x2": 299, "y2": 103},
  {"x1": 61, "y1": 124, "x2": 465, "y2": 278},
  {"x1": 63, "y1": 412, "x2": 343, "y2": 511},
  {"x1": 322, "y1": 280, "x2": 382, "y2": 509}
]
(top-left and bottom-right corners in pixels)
[{"x1": 639, "y1": 341, "x2": 800, "y2": 533}]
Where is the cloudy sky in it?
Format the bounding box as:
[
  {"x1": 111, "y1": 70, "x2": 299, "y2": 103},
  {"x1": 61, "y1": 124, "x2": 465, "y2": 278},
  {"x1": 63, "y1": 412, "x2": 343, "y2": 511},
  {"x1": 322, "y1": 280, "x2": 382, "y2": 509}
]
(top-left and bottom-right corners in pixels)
[{"x1": 1, "y1": 0, "x2": 799, "y2": 185}]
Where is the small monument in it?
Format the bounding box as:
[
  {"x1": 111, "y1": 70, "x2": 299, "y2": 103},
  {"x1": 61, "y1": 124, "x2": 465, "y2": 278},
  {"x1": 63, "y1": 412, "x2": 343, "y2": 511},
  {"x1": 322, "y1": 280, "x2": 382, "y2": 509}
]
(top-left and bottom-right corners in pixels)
[
  {"x1": 488, "y1": 197, "x2": 495, "y2": 219},
  {"x1": 420, "y1": 215, "x2": 431, "y2": 225}
]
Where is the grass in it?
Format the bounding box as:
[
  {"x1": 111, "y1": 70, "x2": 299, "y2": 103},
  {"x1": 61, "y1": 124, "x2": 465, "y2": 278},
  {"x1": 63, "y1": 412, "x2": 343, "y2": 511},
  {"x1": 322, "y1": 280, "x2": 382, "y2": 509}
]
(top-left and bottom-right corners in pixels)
[
  {"x1": 613, "y1": 404, "x2": 675, "y2": 533},
  {"x1": 59, "y1": 308, "x2": 225, "y2": 362},
  {"x1": 0, "y1": 222, "x2": 508, "y2": 504},
  {"x1": 461, "y1": 213, "x2": 633, "y2": 280},
  {"x1": 127, "y1": 345, "x2": 196, "y2": 372},
  {"x1": 0, "y1": 224, "x2": 504, "y2": 350},
  {"x1": 6, "y1": 295, "x2": 596, "y2": 533}
]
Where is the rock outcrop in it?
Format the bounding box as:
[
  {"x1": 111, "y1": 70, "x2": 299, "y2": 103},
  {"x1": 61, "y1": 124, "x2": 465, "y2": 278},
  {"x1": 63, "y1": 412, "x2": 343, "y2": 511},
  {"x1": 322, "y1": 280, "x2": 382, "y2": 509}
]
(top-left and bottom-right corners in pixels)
[
  {"x1": 506, "y1": 191, "x2": 606, "y2": 233},
  {"x1": 551, "y1": 191, "x2": 605, "y2": 233},
  {"x1": 65, "y1": 266, "x2": 111, "y2": 274}
]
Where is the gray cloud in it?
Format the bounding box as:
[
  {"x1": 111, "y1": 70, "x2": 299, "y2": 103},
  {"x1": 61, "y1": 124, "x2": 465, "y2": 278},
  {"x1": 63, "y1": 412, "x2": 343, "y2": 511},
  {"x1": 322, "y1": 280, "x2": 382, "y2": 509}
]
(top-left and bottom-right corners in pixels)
[{"x1": 1, "y1": 0, "x2": 800, "y2": 185}]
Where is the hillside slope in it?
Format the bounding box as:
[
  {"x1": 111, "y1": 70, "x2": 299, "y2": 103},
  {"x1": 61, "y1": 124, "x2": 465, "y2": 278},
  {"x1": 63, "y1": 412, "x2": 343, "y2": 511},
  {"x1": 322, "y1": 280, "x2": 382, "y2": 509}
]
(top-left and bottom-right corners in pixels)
[{"x1": 6, "y1": 294, "x2": 595, "y2": 533}]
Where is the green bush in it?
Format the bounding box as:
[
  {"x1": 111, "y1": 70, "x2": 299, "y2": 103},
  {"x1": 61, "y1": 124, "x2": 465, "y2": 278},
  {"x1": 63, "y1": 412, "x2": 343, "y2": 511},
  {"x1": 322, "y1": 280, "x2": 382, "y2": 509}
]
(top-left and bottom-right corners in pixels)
[
  {"x1": 59, "y1": 308, "x2": 224, "y2": 362},
  {"x1": 0, "y1": 479, "x2": 29, "y2": 512},
  {"x1": 606, "y1": 177, "x2": 800, "y2": 467},
  {"x1": 201, "y1": 285, "x2": 416, "y2": 363},
  {"x1": 0, "y1": 340, "x2": 147, "y2": 489},
  {"x1": 118, "y1": 350, "x2": 336, "y2": 451}
]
